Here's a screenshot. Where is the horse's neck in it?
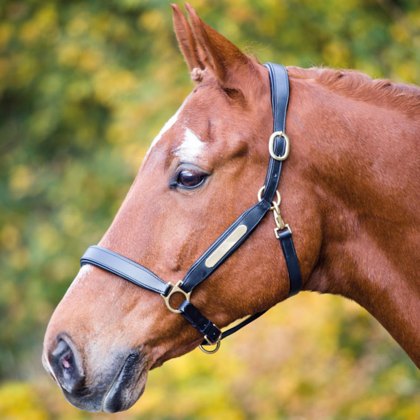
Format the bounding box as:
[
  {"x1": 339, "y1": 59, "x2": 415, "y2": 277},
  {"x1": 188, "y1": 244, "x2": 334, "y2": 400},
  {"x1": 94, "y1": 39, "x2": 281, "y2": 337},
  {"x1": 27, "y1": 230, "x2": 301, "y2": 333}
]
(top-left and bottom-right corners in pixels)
[{"x1": 291, "y1": 74, "x2": 420, "y2": 365}]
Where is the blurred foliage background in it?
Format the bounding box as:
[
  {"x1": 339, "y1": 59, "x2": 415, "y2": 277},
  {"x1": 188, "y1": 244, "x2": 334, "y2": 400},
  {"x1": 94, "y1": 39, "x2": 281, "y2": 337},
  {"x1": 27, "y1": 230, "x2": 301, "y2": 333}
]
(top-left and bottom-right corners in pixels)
[{"x1": 0, "y1": 0, "x2": 419, "y2": 418}]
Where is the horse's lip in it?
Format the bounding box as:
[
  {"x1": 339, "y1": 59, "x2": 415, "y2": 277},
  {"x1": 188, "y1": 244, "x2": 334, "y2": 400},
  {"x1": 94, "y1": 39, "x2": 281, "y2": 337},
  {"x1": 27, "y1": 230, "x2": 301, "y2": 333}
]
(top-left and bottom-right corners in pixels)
[{"x1": 102, "y1": 351, "x2": 148, "y2": 413}]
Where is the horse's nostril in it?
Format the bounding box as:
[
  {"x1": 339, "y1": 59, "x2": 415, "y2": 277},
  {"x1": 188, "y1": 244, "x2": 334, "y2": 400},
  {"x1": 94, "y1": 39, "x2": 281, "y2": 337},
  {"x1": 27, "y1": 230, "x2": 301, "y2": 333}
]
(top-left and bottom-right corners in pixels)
[{"x1": 50, "y1": 336, "x2": 84, "y2": 394}]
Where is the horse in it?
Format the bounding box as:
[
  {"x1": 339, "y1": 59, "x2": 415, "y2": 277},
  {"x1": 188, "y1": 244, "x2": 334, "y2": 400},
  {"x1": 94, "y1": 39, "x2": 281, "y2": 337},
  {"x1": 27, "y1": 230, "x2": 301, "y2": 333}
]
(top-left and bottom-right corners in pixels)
[{"x1": 42, "y1": 4, "x2": 420, "y2": 413}]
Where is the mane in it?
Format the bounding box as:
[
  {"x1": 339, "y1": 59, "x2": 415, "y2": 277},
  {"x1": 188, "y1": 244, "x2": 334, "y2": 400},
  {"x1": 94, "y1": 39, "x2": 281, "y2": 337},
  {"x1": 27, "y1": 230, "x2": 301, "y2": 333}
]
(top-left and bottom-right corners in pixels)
[{"x1": 288, "y1": 66, "x2": 420, "y2": 118}]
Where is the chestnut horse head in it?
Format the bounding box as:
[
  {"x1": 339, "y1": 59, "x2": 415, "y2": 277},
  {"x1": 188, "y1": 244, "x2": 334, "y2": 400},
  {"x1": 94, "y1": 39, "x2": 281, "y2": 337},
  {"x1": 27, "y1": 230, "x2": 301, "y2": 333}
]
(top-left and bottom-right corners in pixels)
[{"x1": 43, "y1": 4, "x2": 420, "y2": 413}]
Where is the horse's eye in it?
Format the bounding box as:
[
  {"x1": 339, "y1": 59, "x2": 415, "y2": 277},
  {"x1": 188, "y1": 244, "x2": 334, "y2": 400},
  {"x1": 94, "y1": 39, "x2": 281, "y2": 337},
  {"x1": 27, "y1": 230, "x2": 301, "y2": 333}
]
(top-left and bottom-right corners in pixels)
[
  {"x1": 172, "y1": 165, "x2": 208, "y2": 190},
  {"x1": 177, "y1": 169, "x2": 207, "y2": 189}
]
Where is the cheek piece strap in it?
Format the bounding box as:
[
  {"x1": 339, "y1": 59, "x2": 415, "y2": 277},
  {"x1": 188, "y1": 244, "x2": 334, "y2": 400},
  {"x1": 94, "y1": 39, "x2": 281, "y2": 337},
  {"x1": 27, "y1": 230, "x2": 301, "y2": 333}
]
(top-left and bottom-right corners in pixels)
[{"x1": 80, "y1": 63, "x2": 302, "y2": 352}]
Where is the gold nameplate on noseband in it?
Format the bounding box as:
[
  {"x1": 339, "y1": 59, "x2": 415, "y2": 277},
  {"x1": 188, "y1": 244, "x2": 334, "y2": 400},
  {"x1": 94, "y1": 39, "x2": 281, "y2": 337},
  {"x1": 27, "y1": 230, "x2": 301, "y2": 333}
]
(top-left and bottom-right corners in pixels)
[{"x1": 204, "y1": 224, "x2": 248, "y2": 268}]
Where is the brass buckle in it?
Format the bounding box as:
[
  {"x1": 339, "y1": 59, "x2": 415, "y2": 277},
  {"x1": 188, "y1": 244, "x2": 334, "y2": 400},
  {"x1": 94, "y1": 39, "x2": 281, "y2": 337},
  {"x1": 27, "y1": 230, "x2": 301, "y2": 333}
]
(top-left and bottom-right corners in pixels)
[
  {"x1": 268, "y1": 131, "x2": 290, "y2": 161},
  {"x1": 199, "y1": 335, "x2": 221, "y2": 354},
  {"x1": 162, "y1": 281, "x2": 191, "y2": 314}
]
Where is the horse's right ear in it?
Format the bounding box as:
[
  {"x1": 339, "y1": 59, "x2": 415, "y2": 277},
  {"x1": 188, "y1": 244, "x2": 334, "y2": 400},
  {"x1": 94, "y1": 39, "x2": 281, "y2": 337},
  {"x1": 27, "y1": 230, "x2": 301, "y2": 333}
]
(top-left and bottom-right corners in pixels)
[{"x1": 171, "y1": 4, "x2": 204, "y2": 73}]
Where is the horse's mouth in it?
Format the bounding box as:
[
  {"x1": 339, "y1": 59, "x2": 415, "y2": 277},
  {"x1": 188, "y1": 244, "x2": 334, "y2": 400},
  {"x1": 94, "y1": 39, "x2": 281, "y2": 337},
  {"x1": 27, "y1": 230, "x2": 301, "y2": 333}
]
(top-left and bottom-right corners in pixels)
[{"x1": 102, "y1": 351, "x2": 148, "y2": 413}]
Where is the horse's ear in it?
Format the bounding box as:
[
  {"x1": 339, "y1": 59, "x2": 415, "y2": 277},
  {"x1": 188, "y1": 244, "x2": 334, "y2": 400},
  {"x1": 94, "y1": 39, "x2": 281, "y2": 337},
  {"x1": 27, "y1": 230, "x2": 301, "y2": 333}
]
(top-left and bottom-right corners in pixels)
[
  {"x1": 172, "y1": 4, "x2": 257, "y2": 91},
  {"x1": 171, "y1": 4, "x2": 204, "y2": 72}
]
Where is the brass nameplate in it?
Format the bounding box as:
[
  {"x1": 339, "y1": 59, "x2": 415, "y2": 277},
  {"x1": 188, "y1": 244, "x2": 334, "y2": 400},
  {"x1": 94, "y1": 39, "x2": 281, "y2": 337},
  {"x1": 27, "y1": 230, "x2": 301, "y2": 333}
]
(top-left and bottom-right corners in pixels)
[{"x1": 205, "y1": 224, "x2": 248, "y2": 268}]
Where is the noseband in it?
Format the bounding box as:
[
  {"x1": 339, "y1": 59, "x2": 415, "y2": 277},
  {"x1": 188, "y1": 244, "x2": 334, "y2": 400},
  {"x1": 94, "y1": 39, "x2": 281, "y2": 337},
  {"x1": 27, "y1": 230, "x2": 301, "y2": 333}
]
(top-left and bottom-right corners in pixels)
[{"x1": 81, "y1": 63, "x2": 302, "y2": 354}]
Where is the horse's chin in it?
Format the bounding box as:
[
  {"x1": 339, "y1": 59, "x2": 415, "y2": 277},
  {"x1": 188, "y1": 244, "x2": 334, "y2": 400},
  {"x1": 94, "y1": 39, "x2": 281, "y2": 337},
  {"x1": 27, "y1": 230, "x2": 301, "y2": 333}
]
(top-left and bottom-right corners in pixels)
[
  {"x1": 102, "y1": 352, "x2": 148, "y2": 413},
  {"x1": 60, "y1": 351, "x2": 148, "y2": 413}
]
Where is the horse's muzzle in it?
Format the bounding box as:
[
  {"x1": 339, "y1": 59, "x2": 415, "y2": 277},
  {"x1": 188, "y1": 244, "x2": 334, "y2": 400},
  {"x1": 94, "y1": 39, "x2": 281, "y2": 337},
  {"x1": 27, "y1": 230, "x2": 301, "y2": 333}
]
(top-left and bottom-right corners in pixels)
[{"x1": 43, "y1": 335, "x2": 148, "y2": 412}]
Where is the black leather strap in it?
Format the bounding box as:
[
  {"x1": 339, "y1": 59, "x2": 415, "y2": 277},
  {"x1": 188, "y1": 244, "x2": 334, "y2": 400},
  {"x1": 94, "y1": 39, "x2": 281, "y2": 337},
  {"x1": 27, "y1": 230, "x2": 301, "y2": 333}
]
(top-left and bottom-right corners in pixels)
[
  {"x1": 181, "y1": 200, "x2": 270, "y2": 293},
  {"x1": 265, "y1": 63, "x2": 289, "y2": 131},
  {"x1": 220, "y1": 311, "x2": 266, "y2": 340},
  {"x1": 261, "y1": 63, "x2": 290, "y2": 203},
  {"x1": 264, "y1": 63, "x2": 301, "y2": 297},
  {"x1": 80, "y1": 246, "x2": 171, "y2": 296},
  {"x1": 277, "y1": 227, "x2": 302, "y2": 296},
  {"x1": 179, "y1": 301, "x2": 221, "y2": 344}
]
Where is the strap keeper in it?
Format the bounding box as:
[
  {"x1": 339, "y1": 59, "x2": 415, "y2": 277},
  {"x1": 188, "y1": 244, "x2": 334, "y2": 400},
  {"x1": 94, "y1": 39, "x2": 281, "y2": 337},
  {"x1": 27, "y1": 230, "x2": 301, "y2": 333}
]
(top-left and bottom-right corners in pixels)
[
  {"x1": 202, "y1": 324, "x2": 222, "y2": 344},
  {"x1": 275, "y1": 224, "x2": 292, "y2": 239}
]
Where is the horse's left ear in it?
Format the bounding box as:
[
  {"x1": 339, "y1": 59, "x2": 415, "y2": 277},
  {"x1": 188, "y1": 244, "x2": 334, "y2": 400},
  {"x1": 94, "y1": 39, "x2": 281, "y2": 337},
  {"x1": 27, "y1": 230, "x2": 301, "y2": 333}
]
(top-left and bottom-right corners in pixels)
[{"x1": 174, "y1": 4, "x2": 259, "y2": 94}]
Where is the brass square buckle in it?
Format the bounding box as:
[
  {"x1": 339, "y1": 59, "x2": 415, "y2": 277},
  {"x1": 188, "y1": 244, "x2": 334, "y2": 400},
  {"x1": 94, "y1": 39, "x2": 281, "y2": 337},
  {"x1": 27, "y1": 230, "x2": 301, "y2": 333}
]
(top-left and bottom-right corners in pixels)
[{"x1": 162, "y1": 280, "x2": 191, "y2": 314}]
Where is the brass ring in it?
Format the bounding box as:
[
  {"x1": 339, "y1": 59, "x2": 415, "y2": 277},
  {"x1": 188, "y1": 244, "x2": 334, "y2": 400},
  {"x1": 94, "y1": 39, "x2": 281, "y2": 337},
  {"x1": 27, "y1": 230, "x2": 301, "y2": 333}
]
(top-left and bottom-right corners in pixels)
[
  {"x1": 257, "y1": 186, "x2": 281, "y2": 207},
  {"x1": 162, "y1": 281, "x2": 191, "y2": 314},
  {"x1": 199, "y1": 337, "x2": 221, "y2": 354},
  {"x1": 268, "y1": 131, "x2": 290, "y2": 161}
]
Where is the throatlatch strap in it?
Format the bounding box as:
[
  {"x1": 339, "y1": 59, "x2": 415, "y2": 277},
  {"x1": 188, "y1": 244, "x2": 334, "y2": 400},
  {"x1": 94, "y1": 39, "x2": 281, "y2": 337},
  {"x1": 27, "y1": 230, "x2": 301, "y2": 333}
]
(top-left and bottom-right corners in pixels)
[
  {"x1": 261, "y1": 63, "x2": 290, "y2": 203},
  {"x1": 265, "y1": 63, "x2": 289, "y2": 131},
  {"x1": 277, "y1": 227, "x2": 301, "y2": 296},
  {"x1": 264, "y1": 63, "x2": 302, "y2": 296}
]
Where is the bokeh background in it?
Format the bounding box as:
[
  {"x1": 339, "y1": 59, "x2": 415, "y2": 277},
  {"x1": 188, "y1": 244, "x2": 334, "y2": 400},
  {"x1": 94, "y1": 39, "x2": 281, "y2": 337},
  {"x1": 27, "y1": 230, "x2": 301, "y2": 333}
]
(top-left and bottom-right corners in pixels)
[{"x1": 0, "y1": 0, "x2": 419, "y2": 418}]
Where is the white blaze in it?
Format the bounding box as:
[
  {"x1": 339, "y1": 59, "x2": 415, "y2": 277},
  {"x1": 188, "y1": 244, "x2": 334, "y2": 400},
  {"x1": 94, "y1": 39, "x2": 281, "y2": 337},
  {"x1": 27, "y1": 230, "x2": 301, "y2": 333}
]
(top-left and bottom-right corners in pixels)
[
  {"x1": 144, "y1": 98, "x2": 187, "y2": 160},
  {"x1": 65, "y1": 264, "x2": 94, "y2": 295},
  {"x1": 175, "y1": 128, "x2": 206, "y2": 162}
]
